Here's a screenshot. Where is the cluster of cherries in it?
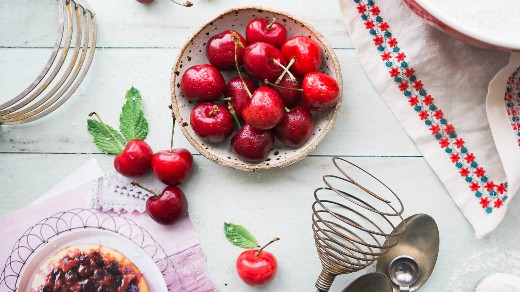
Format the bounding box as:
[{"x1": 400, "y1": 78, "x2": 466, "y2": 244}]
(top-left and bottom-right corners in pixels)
[
  {"x1": 109, "y1": 122, "x2": 192, "y2": 226},
  {"x1": 180, "y1": 18, "x2": 340, "y2": 162}
]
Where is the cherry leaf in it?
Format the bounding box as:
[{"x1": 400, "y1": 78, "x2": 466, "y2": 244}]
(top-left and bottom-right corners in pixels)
[
  {"x1": 120, "y1": 87, "x2": 148, "y2": 141},
  {"x1": 224, "y1": 222, "x2": 259, "y2": 249}
]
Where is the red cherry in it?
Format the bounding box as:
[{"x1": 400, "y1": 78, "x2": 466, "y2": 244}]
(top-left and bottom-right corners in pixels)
[
  {"x1": 206, "y1": 30, "x2": 247, "y2": 71},
  {"x1": 275, "y1": 105, "x2": 314, "y2": 148},
  {"x1": 145, "y1": 185, "x2": 188, "y2": 224},
  {"x1": 231, "y1": 124, "x2": 274, "y2": 162},
  {"x1": 246, "y1": 18, "x2": 287, "y2": 48},
  {"x1": 181, "y1": 64, "x2": 225, "y2": 101},
  {"x1": 243, "y1": 42, "x2": 286, "y2": 83},
  {"x1": 242, "y1": 86, "x2": 285, "y2": 130},
  {"x1": 236, "y1": 239, "x2": 279, "y2": 287},
  {"x1": 281, "y1": 36, "x2": 322, "y2": 76},
  {"x1": 114, "y1": 139, "x2": 153, "y2": 177},
  {"x1": 151, "y1": 149, "x2": 193, "y2": 186},
  {"x1": 225, "y1": 77, "x2": 258, "y2": 120},
  {"x1": 273, "y1": 74, "x2": 302, "y2": 107},
  {"x1": 190, "y1": 102, "x2": 234, "y2": 143},
  {"x1": 302, "y1": 72, "x2": 340, "y2": 110}
]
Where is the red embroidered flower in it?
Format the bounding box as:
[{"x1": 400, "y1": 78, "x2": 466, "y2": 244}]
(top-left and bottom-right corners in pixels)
[
  {"x1": 459, "y1": 168, "x2": 470, "y2": 177},
  {"x1": 439, "y1": 138, "x2": 449, "y2": 148},
  {"x1": 450, "y1": 153, "x2": 460, "y2": 163},
  {"x1": 469, "y1": 182, "x2": 480, "y2": 191},
  {"x1": 485, "y1": 181, "x2": 495, "y2": 191},
  {"x1": 404, "y1": 68, "x2": 415, "y2": 78},
  {"x1": 381, "y1": 52, "x2": 391, "y2": 61},
  {"x1": 379, "y1": 22, "x2": 389, "y2": 31},
  {"x1": 388, "y1": 38, "x2": 398, "y2": 47},
  {"x1": 464, "y1": 153, "x2": 475, "y2": 163},
  {"x1": 398, "y1": 81, "x2": 409, "y2": 91},
  {"x1": 423, "y1": 95, "x2": 434, "y2": 105},
  {"x1": 396, "y1": 52, "x2": 406, "y2": 62},
  {"x1": 445, "y1": 124, "x2": 455, "y2": 134},
  {"x1": 480, "y1": 197, "x2": 490, "y2": 208},
  {"x1": 413, "y1": 80, "x2": 423, "y2": 91},
  {"x1": 370, "y1": 6, "x2": 380, "y2": 15},
  {"x1": 454, "y1": 138, "x2": 465, "y2": 148},
  {"x1": 408, "y1": 96, "x2": 419, "y2": 106},
  {"x1": 496, "y1": 183, "x2": 506, "y2": 194},
  {"x1": 365, "y1": 20, "x2": 375, "y2": 29},
  {"x1": 429, "y1": 125, "x2": 440, "y2": 134},
  {"x1": 373, "y1": 36, "x2": 384, "y2": 46},
  {"x1": 475, "y1": 167, "x2": 485, "y2": 177},
  {"x1": 433, "y1": 109, "x2": 443, "y2": 120},
  {"x1": 419, "y1": 111, "x2": 429, "y2": 120},
  {"x1": 389, "y1": 67, "x2": 400, "y2": 77},
  {"x1": 494, "y1": 199, "x2": 503, "y2": 209},
  {"x1": 357, "y1": 4, "x2": 366, "y2": 13}
]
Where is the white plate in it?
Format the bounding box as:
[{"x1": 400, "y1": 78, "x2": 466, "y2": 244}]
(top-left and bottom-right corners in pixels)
[{"x1": 18, "y1": 229, "x2": 167, "y2": 292}]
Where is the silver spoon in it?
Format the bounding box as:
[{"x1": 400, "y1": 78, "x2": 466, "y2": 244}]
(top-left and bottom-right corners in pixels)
[
  {"x1": 388, "y1": 256, "x2": 420, "y2": 292},
  {"x1": 376, "y1": 214, "x2": 439, "y2": 292},
  {"x1": 342, "y1": 272, "x2": 393, "y2": 292}
]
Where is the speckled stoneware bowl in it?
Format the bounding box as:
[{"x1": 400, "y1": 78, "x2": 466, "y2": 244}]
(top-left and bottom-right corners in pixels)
[{"x1": 171, "y1": 6, "x2": 342, "y2": 171}]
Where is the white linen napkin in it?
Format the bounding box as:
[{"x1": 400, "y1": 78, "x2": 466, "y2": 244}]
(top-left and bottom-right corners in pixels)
[{"x1": 339, "y1": 0, "x2": 520, "y2": 238}]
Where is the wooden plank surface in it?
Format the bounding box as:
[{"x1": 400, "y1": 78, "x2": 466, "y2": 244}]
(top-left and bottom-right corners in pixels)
[{"x1": 1, "y1": 0, "x2": 519, "y2": 291}]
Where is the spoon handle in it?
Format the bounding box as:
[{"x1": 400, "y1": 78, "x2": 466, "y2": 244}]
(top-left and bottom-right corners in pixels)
[{"x1": 400, "y1": 286, "x2": 410, "y2": 292}]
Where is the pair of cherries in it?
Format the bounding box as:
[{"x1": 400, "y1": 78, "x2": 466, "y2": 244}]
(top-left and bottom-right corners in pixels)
[
  {"x1": 181, "y1": 18, "x2": 340, "y2": 163},
  {"x1": 113, "y1": 135, "x2": 192, "y2": 225}
]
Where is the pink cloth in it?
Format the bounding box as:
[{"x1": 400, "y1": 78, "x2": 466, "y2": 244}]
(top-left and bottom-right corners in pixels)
[{"x1": 0, "y1": 159, "x2": 216, "y2": 291}]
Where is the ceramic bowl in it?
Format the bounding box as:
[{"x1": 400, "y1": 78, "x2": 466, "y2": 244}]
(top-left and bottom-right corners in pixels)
[
  {"x1": 170, "y1": 6, "x2": 342, "y2": 171},
  {"x1": 403, "y1": 0, "x2": 520, "y2": 52}
]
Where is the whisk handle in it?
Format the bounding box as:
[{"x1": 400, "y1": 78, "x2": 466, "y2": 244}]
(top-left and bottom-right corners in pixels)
[{"x1": 315, "y1": 269, "x2": 336, "y2": 292}]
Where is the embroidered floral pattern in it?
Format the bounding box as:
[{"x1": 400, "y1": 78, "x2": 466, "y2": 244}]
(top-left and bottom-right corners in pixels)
[
  {"x1": 353, "y1": 0, "x2": 508, "y2": 213},
  {"x1": 505, "y1": 66, "x2": 520, "y2": 147}
]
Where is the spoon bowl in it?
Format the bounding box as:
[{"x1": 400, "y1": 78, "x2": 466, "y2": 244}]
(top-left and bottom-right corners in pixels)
[
  {"x1": 388, "y1": 256, "x2": 420, "y2": 291},
  {"x1": 342, "y1": 273, "x2": 393, "y2": 292},
  {"x1": 376, "y1": 214, "x2": 439, "y2": 292}
]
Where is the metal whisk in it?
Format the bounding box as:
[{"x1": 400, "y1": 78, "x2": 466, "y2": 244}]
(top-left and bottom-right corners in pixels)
[
  {"x1": 0, "y1": 0, "x2": 96, "y2": 125},
  {"x1": 312, "y1": 157, "x2": 405, "y2": 291}
]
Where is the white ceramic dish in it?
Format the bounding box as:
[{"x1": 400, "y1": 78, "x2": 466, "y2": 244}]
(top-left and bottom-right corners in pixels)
[
  {"x1": 170, "y1": 6, "x2": 343, "y2": 171},
  {"x1": 403, "y1": 0, "x2": 520, "y2": 51},
  {"x1": 18, "y1": 229, "x2": 167, "y2": 292}
]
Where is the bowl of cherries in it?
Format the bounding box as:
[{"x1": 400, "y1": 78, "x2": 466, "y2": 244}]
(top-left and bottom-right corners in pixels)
[{"x1": 171, "y1": 7, "x2": 342, "y2": 171}]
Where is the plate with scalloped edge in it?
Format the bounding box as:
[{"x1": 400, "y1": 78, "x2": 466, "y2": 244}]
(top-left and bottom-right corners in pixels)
[{"x1": 18, "y1": 229, "x2": 167, "y2": 292}]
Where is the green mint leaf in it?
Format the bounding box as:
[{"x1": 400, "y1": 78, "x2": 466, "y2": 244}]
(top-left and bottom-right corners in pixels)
[
  {"x1": 87, "y1": 119, "x2": 126, "y2": 155},
  {"x1": 224, "y1": 222, "x2": 259, "y2": 249},
  {"x1": 119, "y1": 87, "x2": 148, "y2": 141}
]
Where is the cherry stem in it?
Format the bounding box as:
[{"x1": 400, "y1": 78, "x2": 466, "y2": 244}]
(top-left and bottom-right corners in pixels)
[
  {"x1": 273, "y1": 58, "x2": 297, "y2": 85},
  {"x1": 267, "y1": 17, "x2": 276, "y2": 30},
  {"x1": 264, "y1": 80, "x2": 303, "y2": 92},
  {"x1": 168, "y1": 104, "x2": 176, "y2": 152},
  {"x1": 209, "y1": 105, "x2": 218, "y2": 116},
  {"x1": 88, "y1": 112, "x2": 124, "y2": 153},
  {"x1": 254, "y1": 237, "x2": 280, "y2": 258},
  {"x1": 231, "y1": 31, "x2": 252, "y2": 98},
  {"x1": 228, "y1": 104, "x2": 242, "y2": 130},
  {"x1": 170, "y1": 0, "x2": 193, "y2": 7},
  {"x1": 219, "y1": 97, "x2": 232, "y2": 101},
  {"x1": 131, "y1": 181, "x2": 160, "y2": 197},
  {"x1": 285, "y1": 107, "x2": 290, "y2": 113}
]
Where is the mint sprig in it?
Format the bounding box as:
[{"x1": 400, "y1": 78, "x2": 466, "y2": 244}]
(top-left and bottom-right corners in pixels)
[
  {"x1": 87, "y1": 87, "x2": 148, "y2": 154},
  {"x1": 120, "y1": 87, "x2": 148, "y2": 141},
  {"x1": 87, "y1": 118, "x2": 126, "y2": 155},
  {"x1": 224, "y1": 222, "x2": 259, "y2": 249}
]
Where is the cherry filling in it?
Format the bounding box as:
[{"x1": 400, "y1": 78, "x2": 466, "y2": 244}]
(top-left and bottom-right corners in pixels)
[{"x1": 38, "y1": 249, "x2": 141, "y2": 292}]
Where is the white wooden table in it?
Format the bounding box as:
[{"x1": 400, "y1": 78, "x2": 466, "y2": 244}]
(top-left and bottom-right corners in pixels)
[{"x1": 1, "y1": 1, "x2": 519, "y2": 291}]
